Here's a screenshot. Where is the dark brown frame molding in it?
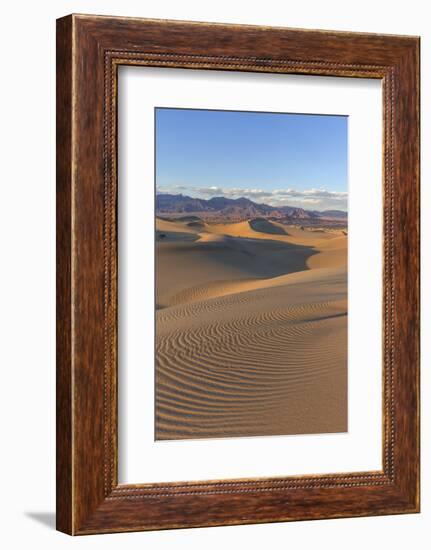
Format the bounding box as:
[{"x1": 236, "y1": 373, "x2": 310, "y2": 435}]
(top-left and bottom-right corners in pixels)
[{"x1": 56, "y1": 14, "x2": 420, "y2": 535}]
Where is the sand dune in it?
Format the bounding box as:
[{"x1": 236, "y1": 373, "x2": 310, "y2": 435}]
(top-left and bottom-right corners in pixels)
[
  {"x1": 155, "y1": 216, "x2": 347, "y2": 440},
  {"x1": 155, "y1": 218, "x2": 200, "y2": 243},
  {"x1": 156, "y1": 218, "x2": 199, "y2": 234},
  {"x1": 156, "y1": 233, "x2": 321, "y2": 308}
]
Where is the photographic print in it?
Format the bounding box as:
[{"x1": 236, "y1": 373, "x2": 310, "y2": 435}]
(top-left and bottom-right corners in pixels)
[{"x1": 155, "y1": 107, "x2": 348, "y2": 441}]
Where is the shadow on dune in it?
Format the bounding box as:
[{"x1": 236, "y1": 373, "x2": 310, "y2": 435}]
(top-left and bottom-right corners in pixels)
[
  {"x1": 187, "y1": 221, "x2": 206, "y2": 229},
  {"x1": 156, "y1": 230, "x2": 199, "y2": 242},
  {"x1": 249, "y1": 217, "x2": 288, "y2": 235},
  {"x1": 157, "y1": 234, "x2": 318, "y2": 281}
]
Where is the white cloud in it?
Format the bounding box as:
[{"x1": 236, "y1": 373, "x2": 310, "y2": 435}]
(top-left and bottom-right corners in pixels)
[
  {"x1": 156, "y1": 184, "x2": 347, "y2": 211},
  {"x1": 196, "y1": 186, "x2": 273, "y2": 199}
]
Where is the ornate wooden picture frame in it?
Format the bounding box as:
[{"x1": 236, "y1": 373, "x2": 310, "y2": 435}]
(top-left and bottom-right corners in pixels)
[{"x1": 56, "y1": 14, "x2": 420, "y2": 535}]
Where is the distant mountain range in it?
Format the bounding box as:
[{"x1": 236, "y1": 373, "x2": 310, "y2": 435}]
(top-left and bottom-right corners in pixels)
[{"x1": 156, "y1": 193, "x2": 347, "y2": 220}]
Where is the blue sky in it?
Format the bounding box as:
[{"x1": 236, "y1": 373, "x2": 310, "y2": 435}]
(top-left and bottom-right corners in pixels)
[{"x1": 155, "y1": 108, "x2": 348, "y2": 211}]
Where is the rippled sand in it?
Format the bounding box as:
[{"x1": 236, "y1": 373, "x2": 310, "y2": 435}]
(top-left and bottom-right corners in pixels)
[{"x1": 155, "y1": 218, "x2": 347, "y2": 440}]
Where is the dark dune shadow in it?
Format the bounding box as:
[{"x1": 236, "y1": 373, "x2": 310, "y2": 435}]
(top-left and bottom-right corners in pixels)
[
  {"x1": 156, "y1": 230, "x2": 198, "y2": 242},
  {"x1": 187, "y1": 221, "x2": 206, "y2": 228},
  {"x1": 157, "y1": 234, "x2": 318, "y2": 281},
  {"x1": 249, "y1": 217, "x2": 288, "y2": 235}
]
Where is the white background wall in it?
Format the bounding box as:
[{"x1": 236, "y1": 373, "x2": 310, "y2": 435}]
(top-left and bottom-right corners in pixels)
[{"x1": 0, "y1": 1, "x2": 427, "y2": 548}]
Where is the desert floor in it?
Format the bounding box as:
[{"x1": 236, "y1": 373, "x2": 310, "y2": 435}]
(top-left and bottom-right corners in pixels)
[{"x1": 155, "y1": 216, "x2": 347, "y2": 440}]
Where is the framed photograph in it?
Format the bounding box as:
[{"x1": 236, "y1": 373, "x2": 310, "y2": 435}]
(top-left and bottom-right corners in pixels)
[{"x1": 56, "y1": 14, "x2": 420, "y2": 535}]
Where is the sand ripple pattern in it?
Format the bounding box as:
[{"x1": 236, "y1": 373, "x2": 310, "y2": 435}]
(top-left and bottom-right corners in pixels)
[{"x1": 156, "y1": 273, "x2": 347, "y2": 440}]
